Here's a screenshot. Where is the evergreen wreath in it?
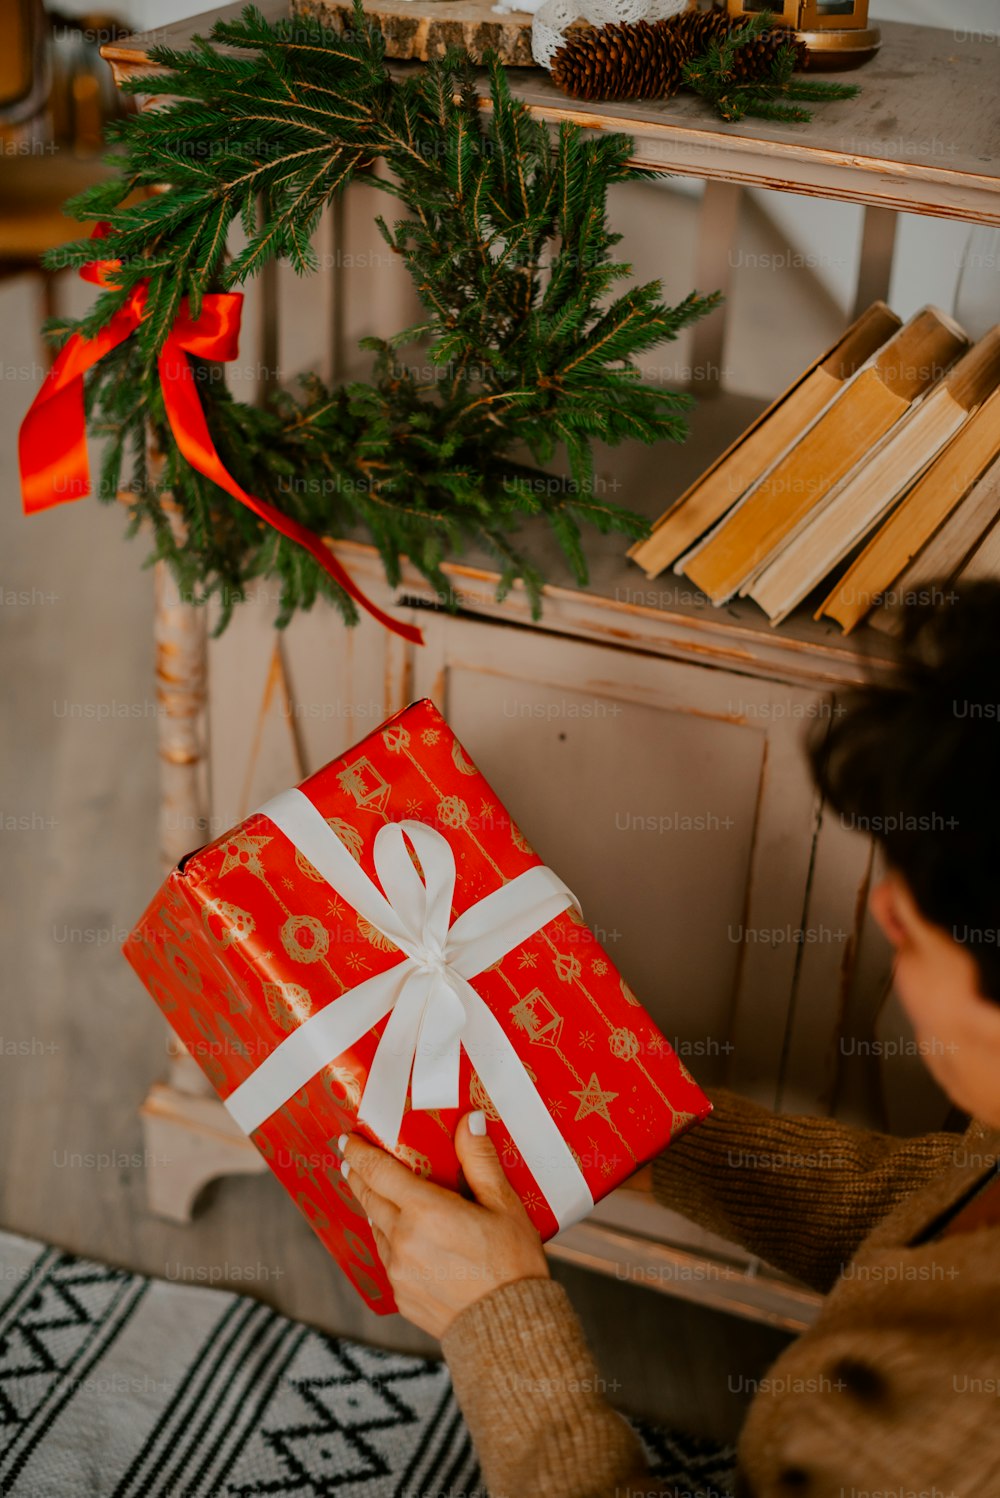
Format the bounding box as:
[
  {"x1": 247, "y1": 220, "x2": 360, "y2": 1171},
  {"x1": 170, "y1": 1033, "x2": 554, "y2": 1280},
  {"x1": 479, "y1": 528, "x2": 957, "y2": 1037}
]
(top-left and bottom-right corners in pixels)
[{"x1": 47, "y1": 2, "x2": 722, "y2": 633}]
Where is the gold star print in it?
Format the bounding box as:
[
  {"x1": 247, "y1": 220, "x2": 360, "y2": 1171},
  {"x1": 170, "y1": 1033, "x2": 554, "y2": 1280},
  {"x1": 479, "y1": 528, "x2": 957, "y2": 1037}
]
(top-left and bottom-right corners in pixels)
[
  {"x1": 325, "y1": 896, "x2": 346, "y2": 920},
  {"x1": 591, "y1": 958, "x2": 608, "y2": 976},
  {"x1": 345, "y1": 951, "x2": 371, "y2": 973},
  {"x1": 517, "y1": 951, "x2": 539, "y2": 968},
  {"x1": 421, "y1": 728, "x2": 441, "y2": 744},
  {"x1": 522, "y1": 1191, "x2": 544, "y2": 1214},
  {"x1": 569, "y1": 1072, "x2": 618, "y2": 1124},
  {"x1": 579, "y1": 1030, "x2": 595, "y2": 1049},
  {"x1": 281, "y1": 876, "x2": 295, "y2": 891},
  {"x1": 405, "y1": 797, "x2": 423, "y2": 816},
  {"x1": 218, "y1": 832, "x2": 273, "y2": 880}
]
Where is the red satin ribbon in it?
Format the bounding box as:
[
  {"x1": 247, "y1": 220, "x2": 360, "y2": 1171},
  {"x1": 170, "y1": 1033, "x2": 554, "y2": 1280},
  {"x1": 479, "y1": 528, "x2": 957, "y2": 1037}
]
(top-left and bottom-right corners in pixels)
[{"x1": 18, "y1": 231, "x2": 424, "y2": 646}]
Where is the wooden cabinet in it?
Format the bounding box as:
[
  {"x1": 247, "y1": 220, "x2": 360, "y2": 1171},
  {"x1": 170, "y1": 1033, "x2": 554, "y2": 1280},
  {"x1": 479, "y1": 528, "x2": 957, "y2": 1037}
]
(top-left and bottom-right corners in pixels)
[{"x1": 102, "y1": 9, "x2": 999, "y2": 1334}]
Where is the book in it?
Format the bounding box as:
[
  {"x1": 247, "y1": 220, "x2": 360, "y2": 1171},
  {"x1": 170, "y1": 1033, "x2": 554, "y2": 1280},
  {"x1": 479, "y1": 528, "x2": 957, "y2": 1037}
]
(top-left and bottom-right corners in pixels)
[
  {"x1": 958, "y1": 514, "x2": 1000, "y2": 581},
  {"x1": 745, "y1": 326, "x2": 1000, "y2": 625},
  {"x1": 678, "y1": 307, "x2": 968, "y2": 606},
  {"x1": 817, "y1": 382, "x2": 1000, "y2": 633},
  {"x1": 867, "y1": 453, "x2": 1000, "y2": 632},
  {"x1": 626, "y1": 302, "x2": 902, "y2": 578}
]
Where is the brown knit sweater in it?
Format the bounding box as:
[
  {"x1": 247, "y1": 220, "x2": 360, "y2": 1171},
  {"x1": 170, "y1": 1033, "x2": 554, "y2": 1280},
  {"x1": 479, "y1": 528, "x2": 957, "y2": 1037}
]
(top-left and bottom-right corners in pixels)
[{"x1": 441, "y1": 1088, "x2": 1000, "y2": 1498}]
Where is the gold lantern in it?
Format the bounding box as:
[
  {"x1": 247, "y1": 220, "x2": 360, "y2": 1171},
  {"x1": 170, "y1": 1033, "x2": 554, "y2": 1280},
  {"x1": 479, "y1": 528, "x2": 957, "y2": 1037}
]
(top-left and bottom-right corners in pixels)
[{"x1": 725, "y1": 0, "x2": 881, "y2": 69}]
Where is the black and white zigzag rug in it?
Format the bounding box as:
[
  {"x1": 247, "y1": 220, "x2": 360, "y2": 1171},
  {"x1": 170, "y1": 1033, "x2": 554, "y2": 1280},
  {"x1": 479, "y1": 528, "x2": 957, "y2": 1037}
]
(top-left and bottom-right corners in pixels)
[{"x1": 0, "y1": 1229, "x2": 736, "y2": 1498}]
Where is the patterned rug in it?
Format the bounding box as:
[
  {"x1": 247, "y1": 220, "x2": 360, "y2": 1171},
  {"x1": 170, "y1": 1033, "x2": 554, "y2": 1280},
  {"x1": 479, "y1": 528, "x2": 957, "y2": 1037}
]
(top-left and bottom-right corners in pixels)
[{"x1": 0, "y1": 1229, "x2": 737, "y2": 1498}]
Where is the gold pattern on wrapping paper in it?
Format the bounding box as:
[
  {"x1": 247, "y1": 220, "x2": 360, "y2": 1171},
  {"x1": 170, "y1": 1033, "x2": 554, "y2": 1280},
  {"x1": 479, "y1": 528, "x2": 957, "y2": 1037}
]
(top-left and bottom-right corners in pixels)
[
  {"x1": 392, "y1": 1142, "x2": 432, "y2": 1178},
  {"x1": 224, "y1": 982, "x2": 251, "y2": 1016},
  {"x1": 620, "y1": 976, "x2": 640, "y2": 1007},
  {"x1": 553, "y1": 951, "x2": 582, "y2": 984},
  {"x1": 517, "y1": 950, "x2": 538, "y2": 968},
  {"x1": 469, "y1": 1071, "x2": 500, "y2": 1120},
  {"x1": 579, "y1": 1030, "x2": 595, "y2": 1049},
  {"x1": 609, "y1": 1027, "x2": 640, "y2": 1062},
  {"x1": 382, "y1": 727, "x2": 410, "y2": 755},
  {"x1": 451, "y1": 740, "x2": 477, "y2": 776},
  {"x1": 321, "y1": 1064, "x2": 363, "y2": 1112},
  {"x1": 510, "y1": 821, "x2": 532, "y2": 855},
  {"x1": 436, "y1": 796, "x2": 470, "y2": 830},
  {"x1": 421, "y1": 728, "x2": 441, "y2": 746},
  {"x1": 280, "y1": 914, "x2": 330, "y2": 965},
  {"x1": 510, "y1": 989, "x2": 564, "y2": 1049},
  {"x1": 357, "y1": 915, "x2": 400, "y2": 952},
  {"x1": 218, "y1": 831, "x2": 273, "y2": 881},
  {"x1": 295, "y1": 848, "x2": 325, "y2": 883},
  {"x1": 264, "y1": 981, "x2": 314, "y2": 1033},
  {"x1": 201, "y1": 899, "x2": 256, "y2": 948},
  {"x1": 166, "y1": 942, "x2": 203, "y2": 993},
  {"x1": 338, "y1": 757, "x2": 391, "y2": 819},
  {"x1": 569, "y1": 1071, "x2": 619, "y2": 1124}
]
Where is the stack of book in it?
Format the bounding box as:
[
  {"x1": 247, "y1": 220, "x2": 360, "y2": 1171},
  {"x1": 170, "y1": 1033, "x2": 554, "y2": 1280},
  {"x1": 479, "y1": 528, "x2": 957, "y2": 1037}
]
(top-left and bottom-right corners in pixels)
[{"x1": 629, "y1": 303, "x2": 1000, "y2": 634}]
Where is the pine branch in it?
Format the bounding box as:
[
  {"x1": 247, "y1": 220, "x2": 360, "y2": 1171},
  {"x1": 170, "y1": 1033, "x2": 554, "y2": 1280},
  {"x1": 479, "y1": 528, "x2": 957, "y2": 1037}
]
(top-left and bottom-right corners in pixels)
[{"x1": 54, "y1": 4, "x2": 720, "y2": 632}]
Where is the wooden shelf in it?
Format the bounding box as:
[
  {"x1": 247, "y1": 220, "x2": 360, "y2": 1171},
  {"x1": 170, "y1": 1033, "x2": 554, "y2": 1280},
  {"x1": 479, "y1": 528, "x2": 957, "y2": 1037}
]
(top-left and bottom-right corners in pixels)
[{"x1": 103, "y1": 10, "x2": 1000, "y2": 224}]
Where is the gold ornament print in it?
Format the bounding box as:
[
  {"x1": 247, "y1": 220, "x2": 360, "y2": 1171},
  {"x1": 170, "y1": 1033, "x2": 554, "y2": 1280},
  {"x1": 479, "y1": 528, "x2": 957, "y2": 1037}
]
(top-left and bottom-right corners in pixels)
[
  {"x1": 436, "y1": 796, "x2": 469, "y2": 829},
  {"x1": 510, "y1": 989, "x2": 564, "y2": 1048},
  {"x1": 392, "y1": 1142, "x2": 432, "y2": 1178},
  {"x1": 338, "y1": 757, "x2": 391, "y2": 816},
  {"x1": 201, "y1": 899, "x2": 255, "y2": 948},
  {"x1": 509, "y1": 821, "x2": 533, "y2": 854},
  {"x1": 294, "y1": 848, "x2": 324, "y2": 882},
  {"x1": 165, "y1": 942, "x2": 202, "y2": 993},
  {"x1": 620, "y1": 976, "x2": 641, "y2": 1007},
  {"x1": 263, "y1": 981, "x2": 313, "y2": 1032},
  {"x1": 609, "y1": 1027, "x2": 640, "y2": 1061},
  {"x1": 469, "y1": 1071, "x2": 500, "y2": 1119},
  {"x1": 451, "y1": 740, "x2": 477, "y2": 776},
  {"x1": 356, "y1": 915, "x2": 398, "y2": 952},
  {"x1": 569, "y1": 1071, "x2": 619, "y2": 1123},
  {"x1": 553, "y1": 951, "x2": 582, "y2": 983},
  {"x1": 381, "y1": 726, "x2": 410, "y2": 753},
  {"x1": 321, "y1": 1064, "x2": 363, "y2": 1112},
  {"x1": 280, "y1": 914, "x2": 330, "y2": 964},
  {"x1": 218, "y1": 832, "x2": 273, "y2": 880}
]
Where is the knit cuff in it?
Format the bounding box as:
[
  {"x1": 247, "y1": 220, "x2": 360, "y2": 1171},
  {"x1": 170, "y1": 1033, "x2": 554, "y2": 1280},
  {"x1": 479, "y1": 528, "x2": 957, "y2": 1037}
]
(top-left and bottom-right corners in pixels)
[
  {"x1": 442, "y1": 1274, "x2": 599, "y2": 1424},
  {"x1": 441, "y1": 1274, "x2": 646, "y2": 1498}
]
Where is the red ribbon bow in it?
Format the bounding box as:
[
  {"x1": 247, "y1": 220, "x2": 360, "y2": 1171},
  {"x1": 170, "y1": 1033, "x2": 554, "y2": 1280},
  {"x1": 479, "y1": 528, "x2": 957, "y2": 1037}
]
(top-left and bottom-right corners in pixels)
[{"x1": 18, "y1": 227, "x2": 424, "y2": 646}]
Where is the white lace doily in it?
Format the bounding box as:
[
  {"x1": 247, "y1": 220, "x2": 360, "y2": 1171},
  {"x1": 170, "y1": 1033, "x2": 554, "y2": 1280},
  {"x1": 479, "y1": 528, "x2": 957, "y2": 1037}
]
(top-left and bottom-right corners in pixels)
[{"x1": 491, "y1": 0, "x2": 689, "y2": 72}]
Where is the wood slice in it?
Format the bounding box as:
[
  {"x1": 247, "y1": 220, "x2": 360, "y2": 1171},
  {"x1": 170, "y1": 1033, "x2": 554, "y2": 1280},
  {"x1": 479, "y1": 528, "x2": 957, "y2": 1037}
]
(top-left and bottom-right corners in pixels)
[{"x1": 293, "y1": 0, "x2": 538, "y2": 66}]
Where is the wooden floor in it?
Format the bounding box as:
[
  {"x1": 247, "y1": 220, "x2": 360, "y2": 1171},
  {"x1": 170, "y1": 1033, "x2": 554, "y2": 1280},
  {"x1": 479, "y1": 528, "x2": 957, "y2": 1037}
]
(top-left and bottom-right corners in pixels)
[{"x1": 0, "y1": 180, "x2": 843, "y2": 1440}]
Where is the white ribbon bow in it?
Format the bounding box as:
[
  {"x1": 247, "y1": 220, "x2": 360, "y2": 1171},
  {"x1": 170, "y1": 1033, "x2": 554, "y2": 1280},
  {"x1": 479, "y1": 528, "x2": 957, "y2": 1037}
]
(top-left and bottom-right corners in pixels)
[{"x1": 222, "y1": 788, "x2": 595, "y2": 1230}]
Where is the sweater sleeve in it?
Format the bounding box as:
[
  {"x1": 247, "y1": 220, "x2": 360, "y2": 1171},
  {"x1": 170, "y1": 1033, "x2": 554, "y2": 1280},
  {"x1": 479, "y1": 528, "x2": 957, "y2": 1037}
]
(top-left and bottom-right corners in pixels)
[
  {"x1": 441, "y1": 1275, "x2": 668, "y2": 1498},
  {"x1": 651, "y1": 1086, "x2": 961, "y2": 1293}
]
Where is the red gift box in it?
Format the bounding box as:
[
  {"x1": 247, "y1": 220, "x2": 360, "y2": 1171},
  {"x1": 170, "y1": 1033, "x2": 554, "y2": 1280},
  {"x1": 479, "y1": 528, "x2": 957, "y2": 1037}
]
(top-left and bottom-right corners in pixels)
[{"x1": 123, "y1": 698, "x2": 711, "y2": 1313}]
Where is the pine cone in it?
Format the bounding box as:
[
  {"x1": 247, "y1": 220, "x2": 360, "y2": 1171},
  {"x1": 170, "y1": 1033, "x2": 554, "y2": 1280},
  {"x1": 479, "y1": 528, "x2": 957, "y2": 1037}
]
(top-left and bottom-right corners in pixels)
[
  {"x1": 725, "y1": 23, "x2": 807, "y2": 81},
  {"x1": 550, "y1": 9, "x2": 805, "y2": 105},
  {"x1": 550, "y1": 17, "x2": 692, "y2": 103}
]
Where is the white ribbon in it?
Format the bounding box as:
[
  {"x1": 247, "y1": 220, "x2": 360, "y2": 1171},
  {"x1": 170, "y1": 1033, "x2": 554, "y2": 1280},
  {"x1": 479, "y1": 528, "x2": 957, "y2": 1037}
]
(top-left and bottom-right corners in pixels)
[{"x1": 222, "y1": 788, "x2": 595, "y2": 1230}]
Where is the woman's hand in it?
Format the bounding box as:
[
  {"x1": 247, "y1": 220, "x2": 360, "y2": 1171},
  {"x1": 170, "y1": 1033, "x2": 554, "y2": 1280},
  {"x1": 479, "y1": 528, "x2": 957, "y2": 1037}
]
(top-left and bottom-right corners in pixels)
[{"x1": 338, "y1": 1112, "x2": 550, "y2": 1339}]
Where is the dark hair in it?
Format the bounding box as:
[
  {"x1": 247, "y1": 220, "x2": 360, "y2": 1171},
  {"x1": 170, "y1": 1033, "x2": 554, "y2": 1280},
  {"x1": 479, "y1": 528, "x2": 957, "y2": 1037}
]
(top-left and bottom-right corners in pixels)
[{"x1": 808, "y1": 580, "x2": 1000, "y2": 1003}]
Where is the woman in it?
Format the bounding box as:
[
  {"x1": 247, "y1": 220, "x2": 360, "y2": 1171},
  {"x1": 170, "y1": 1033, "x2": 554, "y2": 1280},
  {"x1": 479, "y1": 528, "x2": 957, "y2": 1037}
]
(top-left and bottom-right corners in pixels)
[{"x1": 340, "y1": 581, "x2": 1000, "y2": 1498}]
